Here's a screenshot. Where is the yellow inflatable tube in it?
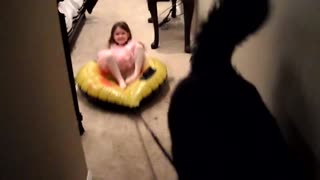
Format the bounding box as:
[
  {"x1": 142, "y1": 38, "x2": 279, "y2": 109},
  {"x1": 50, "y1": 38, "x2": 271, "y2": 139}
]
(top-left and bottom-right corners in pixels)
[{"x1": 76, "y1": 57, "x2": 167, "y2": 108}]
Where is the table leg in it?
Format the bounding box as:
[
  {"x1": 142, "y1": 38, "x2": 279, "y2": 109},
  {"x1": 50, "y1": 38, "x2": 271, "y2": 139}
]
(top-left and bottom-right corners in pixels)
[
  {"x1": 148, "y1": 1, "x2": 159, "y2": 49},
  {"x1": 171, "y1": 0, "x2": 177, "y2": 18},
  {"x1": 183, "y1": 0, "x2": 194, "y2": 53}
]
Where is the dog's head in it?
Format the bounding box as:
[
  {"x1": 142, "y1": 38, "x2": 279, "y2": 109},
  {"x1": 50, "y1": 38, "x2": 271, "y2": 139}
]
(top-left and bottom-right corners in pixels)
[
  {"x1": 218, "y1": 0, "x2": 270, "y2": 44},
  {"x1": 192, "y1": 0, "x2": 270, "y2": 74}
]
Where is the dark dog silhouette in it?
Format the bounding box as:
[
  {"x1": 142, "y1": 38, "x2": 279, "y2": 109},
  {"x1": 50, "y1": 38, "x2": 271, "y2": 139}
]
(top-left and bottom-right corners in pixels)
[{"x1": 168, "y1": 0, "x2": 301, "y2": 179}]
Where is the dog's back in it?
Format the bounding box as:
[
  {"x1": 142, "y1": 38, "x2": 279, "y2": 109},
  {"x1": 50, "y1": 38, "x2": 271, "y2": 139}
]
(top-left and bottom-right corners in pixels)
[{"x1": 168, "y1": 0, "x2": 300, "y2": 179}]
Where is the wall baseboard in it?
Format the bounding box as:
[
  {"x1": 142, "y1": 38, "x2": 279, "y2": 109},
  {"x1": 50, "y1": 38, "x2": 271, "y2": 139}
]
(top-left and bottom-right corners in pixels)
[{"x1": 87, "y1": 170, "x2": 92, "y2": 180}]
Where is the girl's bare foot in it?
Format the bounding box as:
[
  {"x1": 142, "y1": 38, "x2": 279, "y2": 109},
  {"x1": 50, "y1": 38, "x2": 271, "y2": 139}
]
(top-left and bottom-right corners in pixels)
[
  {"x1": 125, "y1": 74, "x2": 138, "y2": 84},
  {"x1": 119, "y1": 81, "x2": 127, "y2": 89}
]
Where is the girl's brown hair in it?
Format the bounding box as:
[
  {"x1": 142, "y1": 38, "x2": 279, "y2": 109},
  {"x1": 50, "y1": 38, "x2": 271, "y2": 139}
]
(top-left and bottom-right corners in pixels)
[{"x1": 108, "y1": 21, "x2": 132, "y2": 48}]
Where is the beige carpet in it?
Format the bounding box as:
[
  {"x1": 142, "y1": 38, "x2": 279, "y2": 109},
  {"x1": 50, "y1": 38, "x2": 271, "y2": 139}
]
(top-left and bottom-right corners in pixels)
[{"x1": 71, "y1": 0, "x2": 191, "y2": 179}]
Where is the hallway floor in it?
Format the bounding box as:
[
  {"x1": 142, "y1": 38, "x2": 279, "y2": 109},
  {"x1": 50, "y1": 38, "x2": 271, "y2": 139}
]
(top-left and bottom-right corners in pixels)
[{"x1": 71, "y1": 0, "x2": 191, "y2": 179}]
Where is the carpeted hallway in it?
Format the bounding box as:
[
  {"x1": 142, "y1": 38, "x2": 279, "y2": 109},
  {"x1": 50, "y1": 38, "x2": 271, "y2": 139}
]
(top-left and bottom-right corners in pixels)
[{"x1": 71, "y1": 0, "x2": 191, "y2": 179}]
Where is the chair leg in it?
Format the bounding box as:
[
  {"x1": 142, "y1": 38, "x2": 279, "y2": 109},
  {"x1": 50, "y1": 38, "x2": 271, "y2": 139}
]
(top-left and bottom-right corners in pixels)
[
  {"x1": 183, "y1": 0, "x2": 194, "y2": 53},
  {"x1": 172, "y1": 0, "x2": 177, "y2": 18},
  {"x1": 147, "y1": 1, "x2": 159, "y2": 49}
]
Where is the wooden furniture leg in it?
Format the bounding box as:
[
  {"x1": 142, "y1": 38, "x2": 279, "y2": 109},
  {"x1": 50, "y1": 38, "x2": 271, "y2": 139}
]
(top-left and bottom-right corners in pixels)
[
  {"x1": 182, "y1": 0, "x2": 194, "y2": 53},
  {"x1": 171, "y1": 0, "x2": 177, "y2": 18},
  {"x1": 147, "y1": 0, "x2": 194, "y2": 53},
  {"x1": 147, "y1": 0, "x2": 159, "y2": 49}
]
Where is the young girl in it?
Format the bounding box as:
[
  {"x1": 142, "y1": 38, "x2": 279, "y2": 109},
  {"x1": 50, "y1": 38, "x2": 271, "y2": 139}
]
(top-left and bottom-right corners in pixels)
[{"x1": 97, "y1": 21, "x2": 146, "y2": 88}]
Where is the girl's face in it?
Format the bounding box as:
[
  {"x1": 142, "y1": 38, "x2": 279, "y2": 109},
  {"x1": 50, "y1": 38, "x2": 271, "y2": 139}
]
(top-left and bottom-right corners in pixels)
[{"x1": 113, "y1": 27, "x2": 129, "y2": 45}]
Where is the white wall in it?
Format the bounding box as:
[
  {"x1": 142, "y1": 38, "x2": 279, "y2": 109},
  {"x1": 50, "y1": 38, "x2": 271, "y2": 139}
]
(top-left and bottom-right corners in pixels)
[
  {"x1": 0, "y1": 0, "x2": 87, "y2": 179},
  {"x1": 233, "y1": 0, "x2": 320, "y2": 157},
  {"x1": 196, "y1": 0, "x2": 320, "y2": 177},
  {"x1": 192, "y1": 0, "x2": 216, "y2": 35}
]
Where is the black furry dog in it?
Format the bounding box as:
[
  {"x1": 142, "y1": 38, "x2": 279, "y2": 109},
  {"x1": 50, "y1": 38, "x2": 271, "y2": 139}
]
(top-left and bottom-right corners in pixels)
[{"x1": 168, "y1": 0, "x2": 300, "y2": 179}]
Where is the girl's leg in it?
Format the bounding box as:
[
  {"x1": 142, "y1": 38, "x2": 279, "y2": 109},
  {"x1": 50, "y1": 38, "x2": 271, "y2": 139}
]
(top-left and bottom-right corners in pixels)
[
  {"x1": 104, "y1": 53, "x2": 127, "y2": 88},
  {"x1": 125, "y1": 43, "x2": 146, "y2": 84}
]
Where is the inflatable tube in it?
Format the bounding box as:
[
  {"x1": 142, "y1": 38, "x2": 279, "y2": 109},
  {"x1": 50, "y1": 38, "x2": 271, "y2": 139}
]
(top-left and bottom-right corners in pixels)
[{"x1": 76, "y1": 57, "x2": 167, "y2": 108}]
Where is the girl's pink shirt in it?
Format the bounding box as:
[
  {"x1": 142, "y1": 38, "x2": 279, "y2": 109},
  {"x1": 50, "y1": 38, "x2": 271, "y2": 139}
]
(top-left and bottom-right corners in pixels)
[{"x1": 97, "y1": 40, "x2": 137, "y2": 73}]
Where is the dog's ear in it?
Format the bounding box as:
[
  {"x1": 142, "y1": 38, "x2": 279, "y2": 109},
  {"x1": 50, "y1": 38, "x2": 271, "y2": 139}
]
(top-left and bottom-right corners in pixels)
[
  {"x1": 219, "y1": 0, "x2": 270, "y2": 43},
  {"x1": 198, "y1": 0, "x2": 270, "y2": 46},
  {"x1": 191, "y1": 0, "x2": 270, "y2": 74}
]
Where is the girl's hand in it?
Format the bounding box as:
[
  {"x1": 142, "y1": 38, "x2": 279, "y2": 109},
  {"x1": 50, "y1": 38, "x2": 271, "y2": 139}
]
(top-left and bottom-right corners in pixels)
[{"x1": 137, "y1": 41, "x2": 146, "y2": 50}]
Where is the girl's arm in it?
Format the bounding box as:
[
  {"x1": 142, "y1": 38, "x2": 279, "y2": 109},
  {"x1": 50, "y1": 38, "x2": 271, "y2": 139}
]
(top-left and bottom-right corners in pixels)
[
  {"x1": 125, "y1": 41, "x2": 146, "y2": 84},
  {"x1": 137, "y1": 41, "x2": 146, "y2": 50}
]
